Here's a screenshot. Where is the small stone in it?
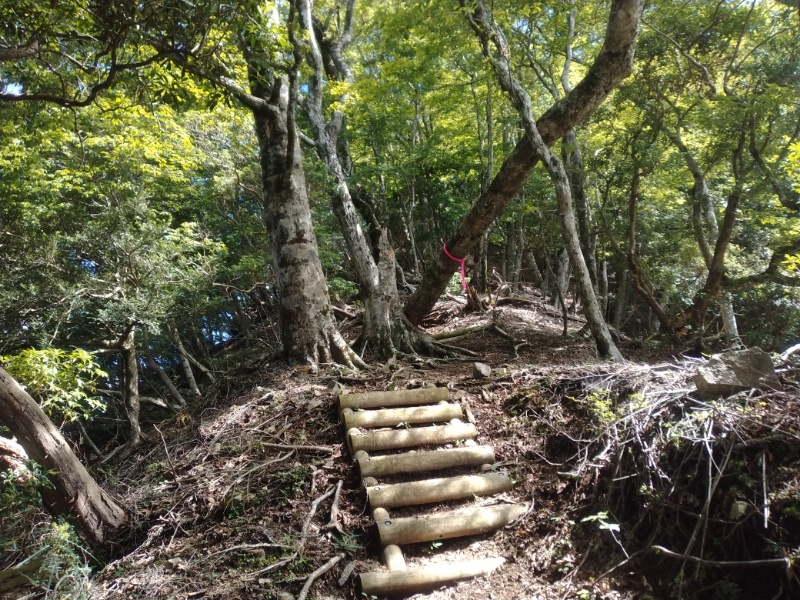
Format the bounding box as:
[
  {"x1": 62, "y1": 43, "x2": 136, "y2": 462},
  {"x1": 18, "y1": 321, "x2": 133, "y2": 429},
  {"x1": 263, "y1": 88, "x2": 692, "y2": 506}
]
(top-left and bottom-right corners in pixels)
[
  {"x1": 473, "y1": 362, "x2": 492, "y2": 379},
  {"x1": 328, "y1": 381, "x2": 345, "y2": 397}
]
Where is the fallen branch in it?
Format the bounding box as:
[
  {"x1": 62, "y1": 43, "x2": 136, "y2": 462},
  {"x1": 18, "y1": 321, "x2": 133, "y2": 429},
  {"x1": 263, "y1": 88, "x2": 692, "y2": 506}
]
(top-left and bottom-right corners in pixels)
[
  {"x1": 432, "y1": 322, "x2": 490, "y2": 340},
  {"x1": 321, "y1": 480, "x2": 344, "y2": 533},
  {"x1": 650, "y1": 545, "x2": 791, "y2": 568},
  {"x1": 260, "y1": 442, "x2": 334, "y2": 453},
  {"x1": 299, "y1": 485, "x2": 337, "y2": 553},
  {"x1": 296, "y1": 553, "x2": 345, "y2": 600}
]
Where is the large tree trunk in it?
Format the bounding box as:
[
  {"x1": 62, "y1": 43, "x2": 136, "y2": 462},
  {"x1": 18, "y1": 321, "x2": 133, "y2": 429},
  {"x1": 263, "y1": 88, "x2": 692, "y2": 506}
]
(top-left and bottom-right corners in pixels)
[
  {"x1": 405, "y1": 0, "x2": 645, "y2": 324},
  {"x1": 251, "y1": 76, "x2": 363, "y2": 370},
  {"x1": 0, "y1": 368, "x2": 128, "y2": 557}
]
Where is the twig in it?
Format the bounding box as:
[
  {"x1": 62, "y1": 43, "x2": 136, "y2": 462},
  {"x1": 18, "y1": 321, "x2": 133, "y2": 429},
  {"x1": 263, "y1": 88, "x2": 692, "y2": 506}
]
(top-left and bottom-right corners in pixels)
[
  {"x1": 651, "y1": 545, "x2": 791, "y2": 568},
  {"x1": 298, "y1": 485, "x2": 337, "y2": 553},
  {"x1": 321, "y1": 480, "x2": 344, "y2": 532},
  {"x1": 296, "y1": 553, "x2": 345, "y2": 600},
  {"x1": 196, "y1": 542, "x2": 294, "y2": 564},
  {"x1": 260, "y1": 442, "x2": 334, "y2": 453},
  {"x1": 153, "y1": 425, "x2": 180, "y2": 487}
]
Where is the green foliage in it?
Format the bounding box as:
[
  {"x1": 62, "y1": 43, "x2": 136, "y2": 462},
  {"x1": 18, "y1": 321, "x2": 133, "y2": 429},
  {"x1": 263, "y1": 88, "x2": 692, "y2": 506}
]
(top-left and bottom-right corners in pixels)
[
  {"x1": 36, "y1": 520, "x2": 93, "y2": 599},
  {"x1": 272, "y1": 465, "x2": 311, "y2": 499},
  {"x1": 0, "y1": 459, "x2": 52, "y2": 521},
  {"x1": 332, "y1": 532, "x2": 364, "y2": 556},
  {"x1": 1, "y1": 348, "x2": 107, "y2": 425}
]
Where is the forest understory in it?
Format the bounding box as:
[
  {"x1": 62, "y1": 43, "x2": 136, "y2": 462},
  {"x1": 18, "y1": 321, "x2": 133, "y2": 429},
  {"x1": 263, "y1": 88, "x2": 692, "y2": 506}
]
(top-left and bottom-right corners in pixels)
[{"x1": 4, "y1": 289, "x2": 798, "y2": 600}]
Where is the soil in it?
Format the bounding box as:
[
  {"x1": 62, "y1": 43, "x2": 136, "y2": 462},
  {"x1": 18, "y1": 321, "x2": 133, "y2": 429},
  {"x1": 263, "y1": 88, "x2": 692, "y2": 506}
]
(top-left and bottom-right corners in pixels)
[{"x1": 10, "y1": 290, "x2": 799, "y2": 600}]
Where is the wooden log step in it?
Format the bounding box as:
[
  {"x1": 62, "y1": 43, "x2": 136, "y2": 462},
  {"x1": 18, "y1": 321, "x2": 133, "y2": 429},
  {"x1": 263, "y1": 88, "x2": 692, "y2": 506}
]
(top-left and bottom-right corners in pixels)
[
  {"x1": 342, "y1": 403, "x2": 463, "y2": 430},
  {"x1": 373, "y1": 504, "x2": 527, "y2": 546},
  {"x1": 346, "y1": 420, "x2": 477, "y2": 455},
  {"x1": 338, "y1": 387, "x2": 449, "y2": 412},
  {"x1": 359, "y1": 557, "x2": 505, "y2": 596},
  {"x1": 355, "y1": 446, "x2": 496, "y2": 478},
  {"x1": 367, "y1": 473, "x2": 513, "y2": 508}
]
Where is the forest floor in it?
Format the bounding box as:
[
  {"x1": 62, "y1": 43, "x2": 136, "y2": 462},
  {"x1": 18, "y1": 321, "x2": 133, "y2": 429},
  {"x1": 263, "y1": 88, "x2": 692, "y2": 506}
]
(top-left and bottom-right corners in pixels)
[{"x1": 10, "y1": 288, "x2": 800, "y2": 600}]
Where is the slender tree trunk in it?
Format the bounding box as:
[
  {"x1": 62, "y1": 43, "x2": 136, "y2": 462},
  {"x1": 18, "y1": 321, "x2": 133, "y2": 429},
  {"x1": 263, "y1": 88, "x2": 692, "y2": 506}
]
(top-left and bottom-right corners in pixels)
[
  {"x1": 513, "y1": 212, "x2": 525, "y2": 292},
  {"x1": 625, "y1": 169, "x2": 674, "y2": 332},
  {"x1": 671, "y1": 128, "x2": 744, "y2": 343},
  {"x1": 0, "y1": 368, "x2": 128, "y2": 556},
  {"x1": 120, "y1": 327, "x2": 141, "y2": 446},
  {"x1": 295, "y1": 0, "x2": 445, "y2": 359},
  {"x1": 167, "y1": 320, "x2": 204, "y2": 395},
  {"x1": 405, "y1": 0, "x2": 644, "y2": 324},
  {"x1": 523, "y1": 249, "x2": 545, "y2": 290},
  {"x1": 552, "y1": 247, "x2": 570, "y2": 308},
  {"x1": 464, "y1": 0, "x2": 624, "y2": 361},
  {"x1": 563, "y1": 129, "x2": 597, "y2": 288},
  {"x1": 141, "y1": 328, "x2": 186, "y2": 409}
]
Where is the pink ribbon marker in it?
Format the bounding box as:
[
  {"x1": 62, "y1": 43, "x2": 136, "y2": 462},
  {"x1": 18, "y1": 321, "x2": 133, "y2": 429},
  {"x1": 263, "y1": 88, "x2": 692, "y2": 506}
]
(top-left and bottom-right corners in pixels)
[{"x1": 442, "y1": 242, "x2": 467, "y2": 291}]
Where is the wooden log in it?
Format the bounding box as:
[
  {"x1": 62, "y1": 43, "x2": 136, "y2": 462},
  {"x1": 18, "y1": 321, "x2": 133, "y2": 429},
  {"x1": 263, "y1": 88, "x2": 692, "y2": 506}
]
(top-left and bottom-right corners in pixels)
[
  {"x1": 359, "y1": 557, "x2": 505, "y2": 596},
  {"x1": 383, "y1": 545, "x2": 406, "y2": 571},
  {"x1": 342, "y1": 403, "x2": 463, "y2": 429},
  {"x1": 354, "y1": 446, "x2": 496, "y2": 478},
  {"x1": 338, "y1": 387, "x2": 449, "y2": 412},
  {"x1": 346, "y1": 420, "x2": 477, "y2": 455},
  {"x1": 374, "y1": 504, "x2": 527, "y2": 546},
  {"x1": 367, "y1": 473, "x2": 512, "y2": 509}
]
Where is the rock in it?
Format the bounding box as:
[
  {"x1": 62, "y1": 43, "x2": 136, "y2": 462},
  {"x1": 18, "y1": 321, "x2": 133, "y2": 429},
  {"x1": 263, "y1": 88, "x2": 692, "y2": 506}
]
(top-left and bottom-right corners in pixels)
[
  {"x1": 473, "y1": 362, "x2": 492, "y2": 379},
  {"x1": 694, "y1": 347, "x2": 781, "y2": 398},
  {"x1": 328, "y1": 381, "x2": 345, "y2": 397}
]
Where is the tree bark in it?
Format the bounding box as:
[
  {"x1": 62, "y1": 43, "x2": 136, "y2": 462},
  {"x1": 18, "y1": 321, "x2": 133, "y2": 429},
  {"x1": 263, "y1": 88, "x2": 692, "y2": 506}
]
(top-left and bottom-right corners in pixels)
[
  {"x1": 405, "y1": 0, "x2": 645, "y2": 324},
  {"x1": 295, "y1": 0, "x2": 447, "y2": 359},
  {"x1": 251, "y1": 76, "x2": 363, "y2": 369},
  {"x1": 119, "y1": 327, "x2": 141, "y2": 446},
  {"x1": 0, "y1": 368, "x2": 128, "y2": 556}
]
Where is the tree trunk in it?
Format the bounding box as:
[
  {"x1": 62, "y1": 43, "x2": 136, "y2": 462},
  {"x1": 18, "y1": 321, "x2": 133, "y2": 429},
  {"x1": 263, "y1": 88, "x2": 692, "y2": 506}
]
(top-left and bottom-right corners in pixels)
[
  {"x1": 167, "y1": 319, "x2": 204, "y2": 395},
  {"x1": 405, "y1": 0, "x2": 645, "y2": 324},
  {"x1": 251, "y1": 78, "x2": 363, "y2": 370},
  {"x1": 0, "y1": 367, "x2": 128, "y2": 556},
  {"x1": 625, "y1": 169, "x2": 674, "y2": 333},
  {"x1": 552, "y1": 247, "x2": 570, "y2": 308},
  {"x1": 671, "y1": 128, "x2": 744, "y2": 342},
  {"x1": 463, "y1": 0, "x2": 624, "y2": 361},
  {"x1": 295, "y1": 0, "x2": 447, "y2": 359},
  {"x1": 141, "y1": 328, "x2": 186, "y2": 409},
  {"x1": 523, "y1": 249, "x2": 545, "y2": 290},
  {"x1": 563, "y1": 129, "x2": 597, "y2": 288},
  {"x1": 120, "y1": 327, "x2": 141, "y2": 446}
]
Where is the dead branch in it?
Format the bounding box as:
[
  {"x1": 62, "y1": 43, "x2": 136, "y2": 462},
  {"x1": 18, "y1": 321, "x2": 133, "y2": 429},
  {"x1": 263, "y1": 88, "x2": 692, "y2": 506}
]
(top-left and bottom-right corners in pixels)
[
  {"x1": 260, "y1": 442, "x2": 334, "y2": 453},
  {"x1": 650, "y1": 545, "x2": 791, "y2": 569},
  {"x1": 432, "y1": 323, "x2": 491, "y2": 340},
  {"x1": 321, "y1": 480, "x2": 344, "y2": 533},
  {"x1": 298, "y1": 485, "x2": 337, "y2": 553},
  {"x1": 296, "y1": 553, "x2": 345, "y2": 600}
]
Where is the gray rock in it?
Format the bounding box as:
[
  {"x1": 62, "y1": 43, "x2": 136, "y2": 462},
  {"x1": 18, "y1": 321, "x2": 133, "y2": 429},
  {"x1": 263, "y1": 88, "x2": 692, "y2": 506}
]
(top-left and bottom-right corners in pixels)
[
  {"x1": 694, "y1": 347, "x2": 781, "y2": 398},
  {"x1": 473, "y1": 362, "x2": 492, "y2": 379}
]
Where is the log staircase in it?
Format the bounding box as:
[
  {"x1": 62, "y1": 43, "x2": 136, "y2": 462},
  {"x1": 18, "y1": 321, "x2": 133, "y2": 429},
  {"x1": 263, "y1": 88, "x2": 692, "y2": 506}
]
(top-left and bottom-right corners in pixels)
[{"x1": 337, "y1": 386, "x2": 527, "y2": 596}]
